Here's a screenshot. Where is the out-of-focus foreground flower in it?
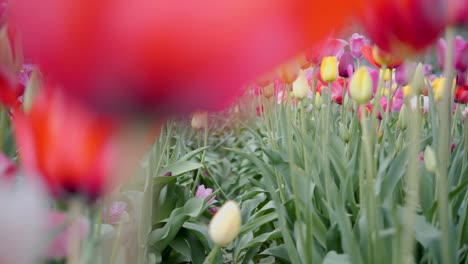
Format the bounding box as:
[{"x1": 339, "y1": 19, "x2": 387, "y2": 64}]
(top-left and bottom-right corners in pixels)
[
  {"x1": 8, "y1": 0, "x2": 362, "y2": 117},
  {"x1": 0, "y1": 177, "x2": 48, "y2": 264},
  {"x1": 12, "y1": 87, "x2": 155, "y2": 201},
  {"x1": 208, "y1": 200, "x2": 241, "y2": 246},
  {"x1": 360, "y1": 0, "x2": 449, "y2": 54}
]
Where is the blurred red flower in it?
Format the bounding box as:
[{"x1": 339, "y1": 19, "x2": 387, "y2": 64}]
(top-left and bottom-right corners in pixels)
[
  {"x1": 9, "y1": 0, "x2": 362, "y2": 117},
  {"x1": 361, "y1": 45, "x2": 402, "y2": 69},
  {"x1": 360, "y1": 0, "x2": 448, "y2": 54},
  {"x1": 13, "y1": 87, "x2": 119, "y2": 201},
  {"x1": 455, "y1": 85, "x2": 468, "y2": 104}
]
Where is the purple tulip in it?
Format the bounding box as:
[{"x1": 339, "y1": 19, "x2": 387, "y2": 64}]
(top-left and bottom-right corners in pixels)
[
  {"x1": 338, "y1": 52, "x2": 354, "y2": 78},
  {"x1": 349, "y1": 33, "x2": 370, "y2": 59},
  {"x1": 395, "y1": 65, "x2": 408, "y2": 86},
  {"x1": 195, "y1": 185, "x2": 215, "y2": 203},
  {"x1": 437, "y1": 36, "x2": 468, "y2": 73}
]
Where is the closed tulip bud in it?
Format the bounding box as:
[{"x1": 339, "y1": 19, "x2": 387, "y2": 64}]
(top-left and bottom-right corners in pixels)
[
  {"x1": 339, "y1": 122, "x2": 350, "y2": 143},
  {"x1": 372, "y1": 46, "x2": 402, "y2": 68},
  {"x1": 292, "y1": 71, "x2": 310, "y2": 100},
  {"x1": 263, "y1": 83, "x2": 275, "y2": 99},
  {"x1": 320, "y1": 56, "x2": 338, "y2": 83},
  {"x1": 398, "y1": 105, "x2": 408, "y2": 130},
  {"x1": 208, "y1": 200, "x2": 241, "y2": 246},
  {"x1": 403, "y1": 85, "x2": 412, "y2": 97},
  {"x1": 349, "y1": 67, "x2": 373, "y2": 104},
  {"x1": 277, "y1": 63, "x2": 299, "y2": 84},
  {"x1": 191, "y1": 111, "x2": 208, "y2": 130},
  {"x1": 395, "y1": 134, "x2": 404, "y2": 152},
  {"x1": 383, "y1": 69, "x2": 392, "y2": 81},
  {"x1": 424, "y1": 146, "x2": 437, "y2": 173},
  {"x1": 410, "y1": 63, "x2": 425, "y2": 96},
  {"x1": 314, "y1": 92, "x2": 322, "y2": 110},
  {"x1": 432, "y1": 78, "x2": 456, "y2": 102}
]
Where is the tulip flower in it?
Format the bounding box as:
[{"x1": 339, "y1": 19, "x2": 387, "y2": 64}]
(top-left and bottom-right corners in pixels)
[
  {"x1": 432, "y1": 78, "x2": 456, "y2": 102},
  {"x1": 102, "y1": 201, "x2": 128, "y2": 225},
  {"x1": 13, "y1": 88, "x2": 123, "y2": 201},
  {"x1": 191, "y1": 111, "x2": 208, "y2": 130},
  {"x1": 349, "y1": 67, "x2": 373, "y2": 104},
  {"x1": 424, "y1": 146, "x2": 437, "y2": 173},
  {"x1": 349, "y1": 33, "x2": 370, "y2": 59},
  {"x1": 437, "y1": 36, "x2": 468, "y2": 73},
  {"x1": 306, "y1": 37, "x2": 348, "y2": 65},
  {"x1": 0, "y1": 177, "x2": 48, "y2": 264},
  {"x1": 292, "y1": 71, "x2": 310, "y2": 100},
  {"x1": 46, "y1": 211, "x2": 89, "y2": 259},
  {"x1": 208, "y1": 200, "x2": 241, "y2": 246},
  {"x1": 455, "y1": 85, "x2": 468, "y2": 104},
  {"x1": 277, "y1": 62, "x2": 300, "y2": 84},
  {"x1": 338, "y1": 52, "x2": 354, "y2": 78},
  {"x1": 321, "y1": 57, "x2": 339, "y2": 83},
  {"x1": 262, "y1": 83, "x2": 275, "y2": 99},
  {"x1": 360, "y1": 0, "x2": 448, "y2": 55},
  {"x1": 9, "y1": 0, "x2": 360, "y2": 117},
  {"x1": 316, "y1": 78, "x2": 345, "y2": 105},
  {"x1": 314, "y1": 92, "x2": 323, "y2": 110},
  {"x1": 361, "y1": 45, "x2": 403, "y2": 69},
  {"x1": 195, "y1": 185, "x2": 215, "y2": 204}
]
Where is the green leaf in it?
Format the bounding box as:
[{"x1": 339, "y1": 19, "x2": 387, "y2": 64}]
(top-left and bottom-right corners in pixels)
[
  {"x1": 155, "y1": 161, "x2": 203, "y2": 183},
  {"x1": 260, "y1": 245, "x2": 290, "y2": 262}
]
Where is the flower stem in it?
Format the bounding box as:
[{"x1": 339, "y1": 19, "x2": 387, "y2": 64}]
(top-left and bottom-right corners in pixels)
[
  {"x1": 437, "y1": 26, "x2": 456, "y2": 264},
  {"x1": 67, "y1": 199, "x2": 83, "y2": 264}
]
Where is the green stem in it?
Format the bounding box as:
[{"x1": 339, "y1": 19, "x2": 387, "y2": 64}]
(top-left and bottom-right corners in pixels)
[
  {"x1": 437, "y1": 26, "x2": 455, "y2": 264},
  {"x1": 400, "y1": 96, "x2": 421, "y2": 264},
  {"x1": 205, "y1": 245, "x2": 220, "y2": 264},
  {"x1": 110, "y1": 217, "x2": 125, "y2": 264},
  {"x1": 0, "y1": 107, "x2": 7, "y2": 151},
  {"x1": 192, "y1": 123, "x2": 209, "y2": 195}
]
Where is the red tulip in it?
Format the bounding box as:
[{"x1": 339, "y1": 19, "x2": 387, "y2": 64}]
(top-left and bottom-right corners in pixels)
[
  {"x1": 9, "y1": 0, "x2": 362, "y2": 117},
  {"x1": 361, "y1": 45, "x2": 403, "y2": 69},
  {"x1": 455, "y1": 85, "x2": 468, "y2": 104},
  {"x1": 13, "y1": 87, "x2": 121, "y2": 201},
  {"x1": 360, "y1": 0, "x2": 448, "y2": 54}
]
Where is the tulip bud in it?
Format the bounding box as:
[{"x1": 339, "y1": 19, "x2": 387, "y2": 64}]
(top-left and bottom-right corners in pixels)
[
  {"x1": 383, "y1": 69, "x2": 392, "y2": 81},
  {"x1": 410, "y1": 63, "x2": 425, "y2": 96},
  {"x1": 398, "y1": 105, "x2": 408, "y2": 130},
  {"x1": 403, "y1": 85, "x2": 412, "y2": 97},
  {"x1": 424, "y1": 146, "x2": 437, "y2": 173},
  {"x1": 191, "y1": 111, "x2": 208, "y2": 130},
  {"x1": 208, "y1": 200, "x2": 241, "y2": 246},
  {"x1": 277, "y1": 63, "x2": 299, "y2": 84},
  {"x1": 395, "y1": 134, "x2": 404, "y2": 152},
  {"x1": 372, "y1": 46, "x2": 402, "y2": 67},
  {"x1": 292, "y1": 71, "x2": 310, "y2": 100},
  {"x1": 320, "y1": 56, "x2": 338, "y2": 83},
  {"x1": 339, "y1": 122, "x2": 350, "y2": 143},
  {"x1": 432, "y1": 78, "x2": 455, "y2": 102},
  {"x1": 314, "y1": 92, "x2": 322, "y2": 110},
  {"x1": 349, "y1": 67, "x2": 373, "y2": 104},
  {"x1": 263, "y1": 83, "x2": 275, "y2": 99},
  {"x1": 338, "y1": 52, "x2": 354, "y2": 78}
]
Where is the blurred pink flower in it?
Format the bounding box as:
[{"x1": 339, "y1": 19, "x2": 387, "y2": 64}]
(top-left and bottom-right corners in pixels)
[
  {"x1": 46, "y1": 211, "x2": 89, "y2": 259},
  {"x1": 305, "y1": 37, "x2": 348, "y2": 65},
  {"x1": 438, "y1": 36, "x2": 468, "y2": 73},
  {"x1": 0, "y1": 152, "x2": 16, "y2": 181},
  {"x1": 102, "y1": 201, "x2": 128, "y2": 225},
  {"x1": 195, "y1": 185, "x2": 215, "y2": 204},
  {"x1": 349, "y1": 33, "x2": 370, "y2": 59},
  {"x1": 0, "y1": 177, "x2": 48, "y2": 264}
]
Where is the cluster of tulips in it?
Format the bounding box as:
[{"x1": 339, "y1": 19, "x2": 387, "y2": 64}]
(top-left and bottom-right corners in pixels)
[{"x1": 0, "y1": 0, "x2": 466, "y2": 263}]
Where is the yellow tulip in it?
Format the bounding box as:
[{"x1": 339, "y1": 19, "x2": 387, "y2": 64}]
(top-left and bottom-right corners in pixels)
[
  {"x1": 292, "y1": 70, "x2": 310, "y2": 100},
  {"x1": 191, "y1": 111, "x2": 208, "y2": 130},
  {"x1": 208, "y1": 201, "x2": 241, "y2": 246},
  {"x1": 320, "y1": 56, "x2": 338, "y2": 83},
  {"x1": 349, "y1": 67, "x2": 373, "y2": 104},
  {"x1": 263, "y1": 83, "x2": 275, "y2": 99}
]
